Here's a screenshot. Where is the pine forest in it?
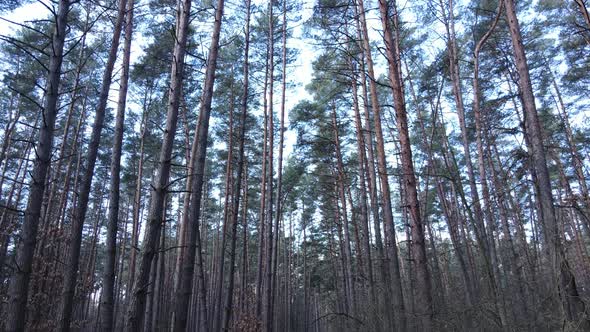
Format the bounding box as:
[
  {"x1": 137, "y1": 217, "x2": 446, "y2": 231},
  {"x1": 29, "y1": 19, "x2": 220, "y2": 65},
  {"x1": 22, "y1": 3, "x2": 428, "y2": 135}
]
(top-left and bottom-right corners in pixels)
[{"x1": 0, "y1": 0, "x2": 589, "y2": 330}]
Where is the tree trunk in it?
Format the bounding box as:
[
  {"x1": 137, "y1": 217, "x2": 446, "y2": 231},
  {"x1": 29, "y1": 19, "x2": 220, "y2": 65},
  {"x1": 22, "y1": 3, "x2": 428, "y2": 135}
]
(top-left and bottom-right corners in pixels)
[
  {"x1": 504, "y1": 0, "x2": 589, "y2": 326},
  {"x1": 223, "y1": 1, "x2": 251, "y2": 328},
  {"x1": 58, "y1": 0, "x2": 127, "y2": 328},
  {"x1": 264, "y1": 2, "x2": 276, "y2": 330},
  {"x1": 350, "y1": 59, "x2": 379, "y2": 327},
  {"x1": 377, "y1": 0, "x2": 433, "y2": 328},
  {"x1": 547, "y1": 68, "x2": 589, "y2": 207},
  {"x1": 99, "y1": 0, "x2": 134, "y2": 328},
  {"x1": 125, "y1": 0, "x2": 192, "y2": 327},
  {"x1": 173, "y1": 0, "x2": 225, "y2": 328},
  {"x1": 354, "y1": 0, "x2": 406, "y2": 329},
  {"x1": 256, "y1": 49, "x2": 270, "y2": 317},
  {"x1": 212, "y1": 83, "x2": 235, "y2": 332},
  {"x1": 270, "y1": 1, "x2": 288, "y2": 327},
  {"x1": 6, "y1": 1, "x2": 71, "y2": 330},
  {"x1": 172, "y1": 95, "x2": 196, "y2": 315},
  {"x1": 127, "y1": 104, "x2": 148, "y2": 299},
  {"x1": 331, "y1": 105, "x2": 356, "y2": 315}
]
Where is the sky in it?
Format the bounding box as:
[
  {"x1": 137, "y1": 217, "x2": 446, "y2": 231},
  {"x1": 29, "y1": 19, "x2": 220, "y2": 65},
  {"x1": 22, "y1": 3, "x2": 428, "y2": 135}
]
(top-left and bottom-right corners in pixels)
[
  {"x1": 0, "y1": 0, "x2": 321, "y2": 244},
  {"x1": 0, "y1": 0, "x2": 402, "y2": 158},
  {"x1": 2, "y1": 0, "x2": 546, "y2": 242},
  {"x1": 0, "y1": 0, "x2": 413, "y2": 234},
  {"x1": 0, "y1": 0, "x2": 321, "y2": 160}
]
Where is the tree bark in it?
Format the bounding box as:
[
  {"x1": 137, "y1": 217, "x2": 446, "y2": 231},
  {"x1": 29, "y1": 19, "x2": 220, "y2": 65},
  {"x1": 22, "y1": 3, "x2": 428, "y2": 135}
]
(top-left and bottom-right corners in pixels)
[
  {"x1": 99, "y1": 0, "x2": 134, "y2": 328},
  {"x1": 6, "y1": 1, "x2": 70, "y2": 330},
  {"x1": 377, "y1": 0, "x2": 433, "y2": 329},
  {"x1": 173, "y1": 0, "x2": 225, "y2": 328},
  {"x1": 58, "y1": 0, "x2": 127, "y2": 328},
  {"x1": 331, "y1": 104, "x2": 356, "y2": 315},
  {"x1": 125, "y1": 0, "x2": 192, "y2": 327},
  {"x1": 354, "y1": 0, "x2": 406, "y2": 329},
  {"x1": 127, "y1": 103, "x2": 148, "y2": 299},
  {"x1": 504, "y1": 0, "x2": 589, "y2": 325},
  {"x1": 264, "y1": 2, "x2": 276, "y2": 330},
  {"x1": 223, "y1": 1, "x2": 251, "y2": 328},
  {"x1": 350, "y1": 59, "x2": 378, "y2": 326}
]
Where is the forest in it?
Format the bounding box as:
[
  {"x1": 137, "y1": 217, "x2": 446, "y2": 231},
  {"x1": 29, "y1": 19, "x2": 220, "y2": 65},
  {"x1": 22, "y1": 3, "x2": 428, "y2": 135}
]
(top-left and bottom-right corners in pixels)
[{"x1": 0, "y1": 0, "x2": 589, "y2": 330}]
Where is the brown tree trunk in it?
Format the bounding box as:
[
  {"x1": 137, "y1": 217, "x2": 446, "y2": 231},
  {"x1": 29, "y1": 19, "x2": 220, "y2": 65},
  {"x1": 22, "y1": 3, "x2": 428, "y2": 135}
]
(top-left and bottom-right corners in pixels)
[
  {"x1": 547, "y1": 68, "x2": 589, "y2": 207},
  {"x1": 240, "y1": 174, "x2": 249, "y2": 314},
  {"x1": 354, "y1": 0, "x2": 406, "y2": 329},
  {"x1": 331, "y1": 104, "x2": 356, "y2": 315},
  {"x1": 127, "y1": 104, "x2": 148, "y2": 299},
  {"x1": 224, "y1": 2, "x2": 252, "y2": 328},
  {"x1": 58, "y1": 0, "x2": 127, "y2": 328},
  {"x1": 113, "y1": 205, "x2": 130, "y2": 330},
  {"x1": 471, "y1": 1, "x2": 509, "y2": 326},
  {"x1": 212, "y1": 83, "x2": 235, "y2": 332},
  {"x1": 173, "y1": 0, "x2": 225, "y2": 328},
  {"x1": 6, "y1": 1, "x2": 71, "y2": 330},
  {"x1": 99, "y1": 0, "x2": 134, "y2": 328},
  {"x1": 125, "y1": 0, "x2": 192, "y2": 327},
  {"x1": 256, "y1": 50, "x2": 270, "y2": 317},
  {"x1": 377, "y1": 0, "x2": 433, "y2": 328},
  {"x1": 350, "y1": 60, "x2": 377, "y2": 318},
  {"x1": 172, "y1": 95, "x2": 196, "y2": 315},
  {"x1": 0, "y1": 126, "x2": 34, "y2": 290},
  {"x1": 151, "y1": 214, "x2": 167, "y2": 331},
  {"x1": 439, "y1": 1, "x2": 506, "y2": 323},
  {"x1": 270, "y1": 1, "x2": 288, "y2": 326},
  {"x1": 264, "y1": 2, "x2": 276, "y2": 330},
  {"x1": 504, "y1": 0, "x2": 589, "y2": 325}
]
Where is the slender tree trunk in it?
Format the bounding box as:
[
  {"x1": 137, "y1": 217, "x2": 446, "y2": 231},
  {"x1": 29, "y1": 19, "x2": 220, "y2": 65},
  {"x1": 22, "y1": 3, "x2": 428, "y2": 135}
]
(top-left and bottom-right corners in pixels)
[
  {"x1": 126, "y1": 0, "x2": 192, "y2": 327},
  {"x1": 303, "y1": 223, "x2": 308, "y2": 332},
  {"x1": 439, "y1": 1, "x2": 507, "y2": 324},
  {"x1": 439, "y1": 0, "x2": 490, "y2": 255},
  {"x1": 58, "y1": 0, "x2": 126, "y2": 328},
  {"x1": 256, "y1": 52, "x2": 270, "y2": 317},
  {"x1": 151, "y1": 214, "x2": 167, "y2": 331},
  {"x1": 331, "y1": 105, "x2": 356, "y2": 315},
  {"x1": 99, "y1": 0, "x2": 134, "y2": 328},
  {"x1": 173, "y1": 0, "x2": 225, "y2": 328},
  {"x1": 0, "y1": 63, "x2": 21, "y2": 189},
  {"x1": 40, "y1": 18, "x2": 88, "y2": 228},
  {"x1": 213, "y1": 82, "x2": 238, "y2": 328},
  {"x1": 471, "y1": 0, "x2": 510, "y2": 326},
  {"x1": 0, "y1": 127, "x2": 34, "y2": 290},
  {"x1": 56, "y1": 91, "x2": 88, "y2": 228},
  {"x1": 270, "y1": 1, "x2": 288, "y2": 327},
  {"x1": 128, "y1": 106, "x2": 148, "y2": 298},
  {"x1": 239, "y1": 170, "x2": 249, "y2": 315},
  {"x1": 81, "y1": 194, "x2": 105, "y2": 324},
  {"x1": 223, "y1": 2, "x2": 251, "y2": 328},
  {"x1": 350, "y1": 59, "x2": 378, "y2": 327},
  {"x1": 547, "y1": 68, "x2": 589, "y2": 206},
  {"x1": 212, "y1": 85, "x2": 235, "y2": 332},
  {"x1": 355, "y1": 0, "x2": 406, "y2": 328},
  {"x1": 504, "y1": 0, "x2": 589, "y2": 326},
  {"x1": 402, "y1": 58, "x2": 449, "y2": 312},
  {"x1": 6, "y1": 1, "x2": 71, "y2": 330},
  {"x1": 487, "y1": 139, "x2": 530, "y2": 322},
  {"x1": 113, "y1": 204, "x2": 129, "y2": 330},
  {"x1": 172, "y1": 97, "x2": 196, "y2": 315},
  {"x1": 377, "y1": 0, "x2": 432, "y2": 328},
  {"x1": 144, "y1": 227, "x2": 160, "y2": 332},
  {"x1": 264, "y1": 2, "x2": 276, "y2": 330}
]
